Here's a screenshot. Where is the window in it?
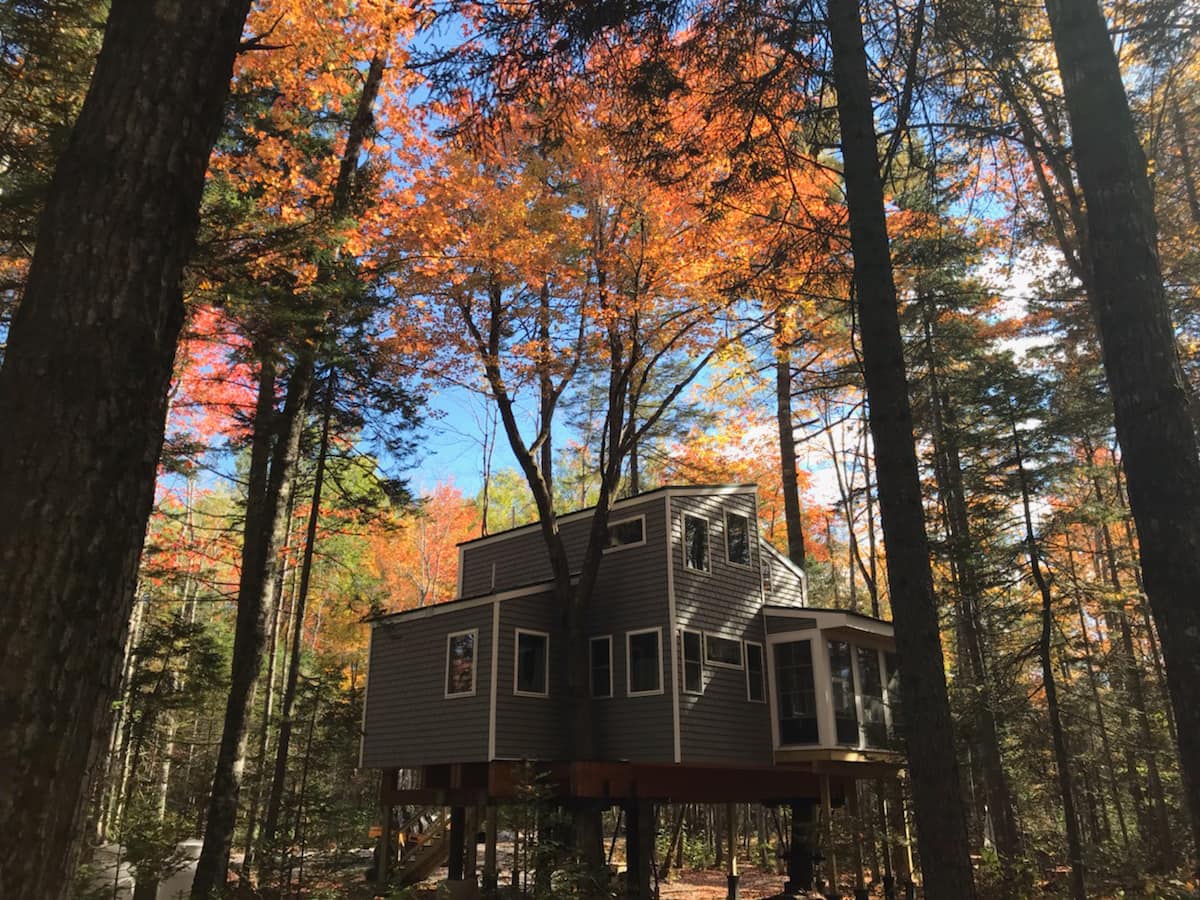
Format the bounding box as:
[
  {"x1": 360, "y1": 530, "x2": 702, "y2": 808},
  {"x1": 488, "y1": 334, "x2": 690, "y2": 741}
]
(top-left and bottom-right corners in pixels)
[
  {"x1": 681, "y1": 629, "x2": 703, "y2": 694},
  {"x1": 828, "y1": 640, "x2": 859, "y2": 744},
  {"x1": 857, "y1": 646, "x2": 886, "y2": 746},
  {"x1": 445, "y1": 629, "x2": 478, "y2": 698},
  {"x1": 745, "y1": 641, "x2": 766, "y2": 702},
  {"x1": 683, "y1": 514, "x2": 710, "y2": 572},
  {"x1": 885, "y1": 652, "x2": 903, "y2": 736},
  {"x1": 627, "y1": 628, "x2": 663, "y2": 695},
  {"x1": 514, "y1": 629, "x2": 549, "y2": 696},
  {"x1": 762, "y1": 561, "x2": 773, "y2": 594},
  {"x1": 725, "y1": 511, "x2": 751, "y2": 566},
  {"x1": 605, "y1": 516, "x2": 645, "y2": 552},
  {"x1": 704, "y1": 633, "x2": 743, "y2": 669},
  {"x1": 590, "y1": 636, "x2": 612, "y2": 699},
  {"x1": 775, "y1": 640, "x2": 818, "y2": 744}
]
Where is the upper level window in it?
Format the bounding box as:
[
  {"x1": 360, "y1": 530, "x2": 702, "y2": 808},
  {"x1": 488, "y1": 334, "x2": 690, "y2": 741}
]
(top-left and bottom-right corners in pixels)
[
  {"x1": 590, "y1": 636, "x2": 612, "y2": 699},
  {"x1": 725, "y1": 511, "x2": 751, "y2": 566},
  {"x1": 627, "y1": 628, "x2": 663, "y2": 695},
  {"x1": 445, "y1": 629, "x2": 478, "y2": 698},
  {"x1": 514, "y1": 629, "x2": 549, "y2": 696},
  {"x1": 681, "y1": 629, "x2": 703, "y2": 694},
  {"x1": 605, "y1": 516, "x2": 645, "y2": 551},
  {"x1": 857, "y1": 646, "x2": 887, "y2": 746},
  {"x1": 704, "y1": 633, "x2": 743, "y2": 669},
  {"x1": 885, "y1": 652, "x2": 903, "y2": 735},
  {"x1": 828, "y1": 639, "x2": 859, "y2": 744},
  {"x1": 683, "y1": 514, "x2": 710, "y2": 572},
  {"x1": 762, "y1": 561, "x2": 773, "y2": 594},
  {"x1": 745, "y1": 641, "x2": 766, "y2": 702}
]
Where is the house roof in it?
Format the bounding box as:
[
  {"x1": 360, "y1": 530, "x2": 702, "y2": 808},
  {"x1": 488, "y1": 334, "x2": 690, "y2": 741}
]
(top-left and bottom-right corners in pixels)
[{"x1": 456, "y1": 483, "x2": 760, "y2": 549}]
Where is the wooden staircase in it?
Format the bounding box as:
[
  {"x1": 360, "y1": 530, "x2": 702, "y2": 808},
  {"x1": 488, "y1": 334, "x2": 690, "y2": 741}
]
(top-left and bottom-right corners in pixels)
[{"x1": 394, "y1": 807, "x2": 451, "y2": 887}]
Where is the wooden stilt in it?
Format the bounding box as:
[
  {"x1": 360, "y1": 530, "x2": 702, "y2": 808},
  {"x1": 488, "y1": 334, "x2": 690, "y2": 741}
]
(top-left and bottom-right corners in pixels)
[
  {"x1": 482, "y1": 804, "x2": 498, "y2": 898},
  {"x1": 464, "y1": 805, "x2": 479, "y2": 881},
  {"x1": 785, "y1": 800, "x2": 817, "y2": 894},
  {"x1": 726, "y1": 801, "x2": 740, "y2": 900},
  {"x1": 375, "y1": 800, "x2": 392, "y2": 891},
  {"x1": 821, "y1": 775, "x2": 839, "y2": 898},
  {"x1": 448, "y1": 805, "x2": 466, "y2": 881},
  {"x1": 848, "y1": 783, "x2": 868, "y2": 900}
]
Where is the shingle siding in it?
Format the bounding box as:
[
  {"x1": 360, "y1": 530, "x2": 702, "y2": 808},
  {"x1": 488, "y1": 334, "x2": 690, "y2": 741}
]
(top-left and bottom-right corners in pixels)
[
  {"x1": 361, "y1": 603, "x2": 492, "y2": 768},
  {"x1": 670, "y1": 492, "x2": 774, "y2": 765},
  {"x1": 494, "y1": 591, "x2": 570, "y2": 759}
]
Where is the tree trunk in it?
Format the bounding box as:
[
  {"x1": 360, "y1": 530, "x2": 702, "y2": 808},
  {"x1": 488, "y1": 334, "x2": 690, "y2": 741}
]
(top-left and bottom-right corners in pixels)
[
  {"x1": 1013, "y1": 422, "x2": 1085, "y2": 900},
  {"x1": 1044, "y1": 0, "x2": 1200, "y2": 868},
  {"x1": 776, "y1": 323, "x2": 806, "y2": 565},
  {"x1": 826, "y1": 2, "x2": 976, "y2": 896},
  {"x1": 260, "y1": 376, "x2": 334, "y2": 871},
  {"x1": 0, "y1": 2, "x2": 251, "y2": 896}
]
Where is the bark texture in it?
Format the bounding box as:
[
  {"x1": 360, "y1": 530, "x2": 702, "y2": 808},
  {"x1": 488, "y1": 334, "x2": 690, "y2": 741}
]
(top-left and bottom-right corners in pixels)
[
  {"x1": 1044, "y1": 0, "x2": 1200, "y2": 869},
  {"x1": 0, "y1": 2, "x2": 251, "y2": 897},
  {"x1": 826, "y1": 1, "x2": 976, "y2": 895}
]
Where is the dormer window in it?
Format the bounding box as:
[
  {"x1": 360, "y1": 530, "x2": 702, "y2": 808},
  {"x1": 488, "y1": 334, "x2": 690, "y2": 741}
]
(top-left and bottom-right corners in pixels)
[
  {"x1": 605, "y1": 516, "x2": 646, "y2": 552},
  {"x1": 725, "y1": 510, "x2": 751, "y2": 566},
  {"x1": 683, "y1": 514, "x2": 710, "y2": 572}
]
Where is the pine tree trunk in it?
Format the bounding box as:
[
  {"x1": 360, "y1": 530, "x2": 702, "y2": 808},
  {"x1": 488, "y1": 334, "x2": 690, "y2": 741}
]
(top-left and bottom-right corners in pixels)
[
  {"x1": 776, "y1": 326, "x2": 806, "y2": 564},
  {"x1": 0, "y1": 3, "x2": 250, "y2": 896},
  {"x1": 260, "y1": 378, "x2": 334, "y2": 870},
  {"x1": 826, "y1": 1, "x2": 976, "y2": 895},
  {"x1": 1044, "y1": 0, "x2": 1200, "y2": 867},
  {"x1": 1014, "y1": 422, "x2": 1085, "y2": 900}
]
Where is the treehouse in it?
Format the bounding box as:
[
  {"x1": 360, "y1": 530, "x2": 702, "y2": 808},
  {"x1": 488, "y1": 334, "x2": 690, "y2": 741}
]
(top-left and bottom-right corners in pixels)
[{"x1": 361, "y1": 484, "x2": 906, "y2": 898}]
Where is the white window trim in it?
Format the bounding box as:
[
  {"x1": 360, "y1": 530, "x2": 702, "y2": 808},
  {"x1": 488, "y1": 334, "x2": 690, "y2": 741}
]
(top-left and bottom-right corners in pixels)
[
  {"x1": 445, "y1": 628, "x2": 479, "y2": 699},
  {"x1": 513, "y1": 628, "x2": 551, "y2": 698},
  {"x1": 626, "y1": 626, "x2": 665, "y2": 697},
  {"x1": 589, "y1": 635, "x2": 613, "y2": 699},
  {"x1": 744, "y1": 640, "x2": 767, "y2": 703},
  {"x1": 680, "y1": 628, "x2": 704, "y2": 695},
  {"x1": 703, "y1": 630, "x2": 744, "y2": 670},
  {"x1": 603, "y1": 514, "x2": 647, "y2": 554},
  {"x1": 682, "y1": 512, "x2": 712, "y2": 574},
  {"x1": 724, "y1": 509, "x2": 753, "y2": 569}
]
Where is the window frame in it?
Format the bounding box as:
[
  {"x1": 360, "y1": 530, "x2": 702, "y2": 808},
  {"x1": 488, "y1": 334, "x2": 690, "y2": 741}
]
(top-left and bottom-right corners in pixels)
[
  {"x1": 682, "y1": 513, "x2": 712, "y2": 574},
  {"x1": 626, "y1": 626, "x2": 665, "y2": 697},
  {"x1": 444, "y1": 628, "x2": 479, "y2": 699},
  {"x1": 724, "y1": 509, "x2": 753, "y2": 568},
  {"x1": 604, "y1": 515, "x2": 647, "y2": 554},
  {"x1": 589, "y1": 635, "x2": 613, "y2": 699},
  {"x1": 513, "y1": 628, "x2": 551, "y2": 698},
  {"x1": 744, "y1": 640, "x2": 766, "y2": 703},
  {"x1": 762, "y1": 560, "x2": 773, "y2": 595},
  {"x1": 703, "y1": 631, "x2": 744, "y2": 670},
  {"x1": 681, "y1": 628, "x2": 704, "y2": 695}
]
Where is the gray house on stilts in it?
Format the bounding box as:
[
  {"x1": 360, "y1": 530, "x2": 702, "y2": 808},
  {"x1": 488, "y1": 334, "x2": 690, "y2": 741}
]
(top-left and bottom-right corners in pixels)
[{"x1": 361, "y1": 484, "x2": 905, "y2": 898}]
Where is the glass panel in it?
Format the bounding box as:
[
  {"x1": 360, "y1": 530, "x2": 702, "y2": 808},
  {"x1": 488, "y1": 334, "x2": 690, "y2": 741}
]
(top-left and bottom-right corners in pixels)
[
  {"x1": 590, "y1": 637, "x2": 611, "y2": 698},
  {"x1": 746, "y1": 643, "x2": 765, "y2": 702},
  {"x1": 885, "y1": 652, "x2": 903, "y2": 735},
  {"x1": 606, "y1": 518, "x2": 644, "y2": 549},
  {"x1": 629, "y1": 631, "x2": 661, "y2": 693},
  {"x1": 774, "y1": 640, "x2": 818, "y2": 744},
  {"x1": 705, "y1": 634, "x2": 743, "y2": 668},
  {"x1": 684, "y1": 515, "x2": 709, "y2": 571},
  {"x1": 762, "y1": 562, "x2": 773, "y2": 594},
  {"x1": 828, "y1": 640, "x2": 859, "y2": 744},
  {"x1": 682, "y1": 631, "x2": 703, "y2": 693},
  {"x1": 516, "y1": 632, "x2": 547, "y2": 694},
  {"x1": 726, "y1": 511, "x2": 750, "y2": 565},
  {"x1": 857, "y1": 646, "x2": 886, "y2": 746},
  {"x1": 446, "y1": 632, "x2": 475, "y2": 695}
]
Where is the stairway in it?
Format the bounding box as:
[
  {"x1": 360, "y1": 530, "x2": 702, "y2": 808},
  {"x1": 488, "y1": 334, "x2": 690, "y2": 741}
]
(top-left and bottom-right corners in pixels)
[{"x1": 394, "y1": 807, "x2": 451, "y2": 887}]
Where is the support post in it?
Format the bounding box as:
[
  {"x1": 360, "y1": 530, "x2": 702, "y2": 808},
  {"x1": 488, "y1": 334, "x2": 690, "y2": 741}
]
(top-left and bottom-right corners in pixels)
[
  {"x1": 821, "y1": 775, "x2": 839, "y2": 898},
  {"x1": 625, "y1": 799, "x2": 653, "y2": 899},
  {"x1": 848, "y1": 784, "x2": 868, "y2": 900},
  {"x1": 482, "y1": 804, "x2": 498, "y2": 898},
  {"x1": 448, "y1": 805, "x2": 466, "y2": 881},
  {"x1": 726, "y1": 801, "x2": 740, "y2": 900},
  {"x1": 375, "y1": 801, "x2": 392, "y2": 890},
  {"x1": 785, "y1": 800, "x2": 817, "y2": 895}
]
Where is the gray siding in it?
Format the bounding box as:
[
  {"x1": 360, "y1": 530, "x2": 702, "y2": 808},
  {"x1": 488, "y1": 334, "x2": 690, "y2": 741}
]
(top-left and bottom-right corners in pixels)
[
  {"x1": 459, "y1": 496, "x2": 665, "y2": 597},
  {"x1": 361, "y1": 603, "x2": 492, "y2": 768},
  {"x1": 762, "y1": 545, "x2": 806, "y2": 607},
  {"x1": 494, "y1": 591, "x2": 570, "y2": 760},
  {"x1": 670, "y1": 492, "x2": 774, "y2": 765},
  {"x1": 765, "y1": 614, "x2": 817, "y2": 634}
]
